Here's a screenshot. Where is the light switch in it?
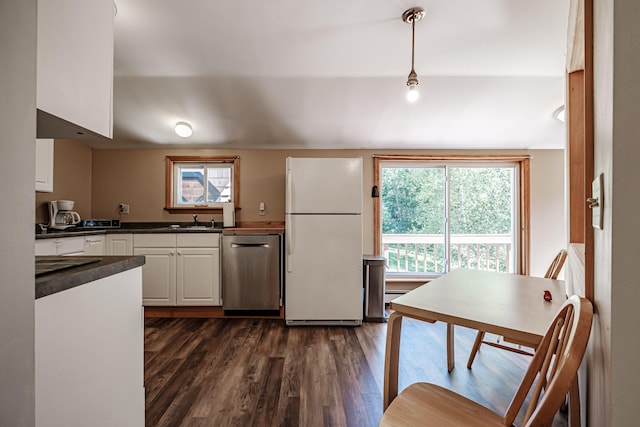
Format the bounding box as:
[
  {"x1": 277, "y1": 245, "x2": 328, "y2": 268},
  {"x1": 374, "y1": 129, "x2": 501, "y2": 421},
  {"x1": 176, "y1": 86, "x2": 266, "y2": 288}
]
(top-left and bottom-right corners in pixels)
[
  {"x1": 589, "y1": 174, "x2": 603, "y2": 229},
  {"x1": 259, "y1": 202, "x2": 266, "y2": 216}
]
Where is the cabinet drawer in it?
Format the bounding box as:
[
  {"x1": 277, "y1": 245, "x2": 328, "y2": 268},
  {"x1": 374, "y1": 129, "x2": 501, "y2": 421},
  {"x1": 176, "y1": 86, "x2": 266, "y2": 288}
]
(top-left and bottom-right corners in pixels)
[
  {"x1": 35, "y1": 239, "x2": 57, "y2": 256},
  {"x1": 133, "y1": 233, "x2": 176, "y2": 248},
  {"x1": 177, "y1": 233, "x2": 220, "y2": 248},
  {"x1": 57, "y1": 236, "x2": 85, "y2": 255}
]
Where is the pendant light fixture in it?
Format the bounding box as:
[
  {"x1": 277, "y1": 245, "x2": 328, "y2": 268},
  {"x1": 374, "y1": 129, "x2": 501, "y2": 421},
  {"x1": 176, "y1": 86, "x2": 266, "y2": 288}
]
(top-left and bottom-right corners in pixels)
[{"x1": 402, "y1": 7, "x2": 425, "y2": 102}]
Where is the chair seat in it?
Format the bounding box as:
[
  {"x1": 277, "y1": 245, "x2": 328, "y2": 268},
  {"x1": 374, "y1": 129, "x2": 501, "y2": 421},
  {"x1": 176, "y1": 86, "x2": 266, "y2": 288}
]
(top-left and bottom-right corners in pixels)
[{"x1": 379, "y1": 383, "x2": 504, "y2": 427}]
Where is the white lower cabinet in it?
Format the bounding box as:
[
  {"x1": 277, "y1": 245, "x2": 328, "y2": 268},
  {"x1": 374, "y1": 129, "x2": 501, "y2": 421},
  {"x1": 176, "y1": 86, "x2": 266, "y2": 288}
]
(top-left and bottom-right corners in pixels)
[
  {"x1": 177, "y1": 247, "x2": 220, "y2": 305},
  {"x1": 133, "y1": 233, "x2": 220, "y2": 306},
  {"x1": 133, "y1": 247, "x2": 176, "y2": 305},
  {"x1": 36, "y1": 268, "x2": 145, "y2": 427},
  {"x1": 106, "y1": 234, "x2": 133, "y2": 255}
]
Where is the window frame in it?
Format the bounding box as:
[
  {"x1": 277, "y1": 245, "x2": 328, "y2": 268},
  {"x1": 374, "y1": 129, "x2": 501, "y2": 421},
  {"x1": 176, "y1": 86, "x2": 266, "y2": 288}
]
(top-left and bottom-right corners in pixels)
[
  {"x1": 373, "y1": 154, "x2": 530, "y2": 276},
  {"x1": 165, "y1": 156, "x2": 240, "y2": 214}
]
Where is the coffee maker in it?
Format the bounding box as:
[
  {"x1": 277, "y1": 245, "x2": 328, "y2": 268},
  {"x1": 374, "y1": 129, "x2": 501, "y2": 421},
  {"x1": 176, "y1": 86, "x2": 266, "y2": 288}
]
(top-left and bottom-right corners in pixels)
[{"x1": 49, "y1": 200, "x2": 81, "y2": 230}]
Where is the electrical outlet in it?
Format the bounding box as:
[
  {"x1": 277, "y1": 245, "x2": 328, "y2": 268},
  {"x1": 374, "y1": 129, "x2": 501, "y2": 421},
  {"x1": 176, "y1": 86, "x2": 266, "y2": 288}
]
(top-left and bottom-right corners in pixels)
[{"x1": 119, "y1": 203, "x2": 130, "y2": 214}]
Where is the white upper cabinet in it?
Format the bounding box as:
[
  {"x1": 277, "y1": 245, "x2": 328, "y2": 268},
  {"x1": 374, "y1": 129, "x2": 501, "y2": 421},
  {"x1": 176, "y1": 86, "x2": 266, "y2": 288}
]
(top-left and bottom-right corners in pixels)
[
  {"x1": 36, "y1": 0, "x2": 113, "y2": 139},
  {"x1": 35, "y1": 138, "x2": 54, "y2": 193}
]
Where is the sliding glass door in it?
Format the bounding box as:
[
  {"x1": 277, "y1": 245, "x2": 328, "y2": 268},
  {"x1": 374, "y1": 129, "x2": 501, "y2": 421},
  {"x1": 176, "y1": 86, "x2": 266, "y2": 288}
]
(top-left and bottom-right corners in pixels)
[{"x1": 380, "y1": 161, "x2": 518, "y2": 278}]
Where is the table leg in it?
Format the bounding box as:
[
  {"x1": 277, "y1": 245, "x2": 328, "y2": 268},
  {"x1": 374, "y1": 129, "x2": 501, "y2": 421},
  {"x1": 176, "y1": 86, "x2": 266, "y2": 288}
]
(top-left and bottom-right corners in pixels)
[
  {"x1": 447, "y1": 323, "x2": 455, "y2": 372},
  {"x1": 383, "y1": 311, "x2": 404, "y2": 410}
]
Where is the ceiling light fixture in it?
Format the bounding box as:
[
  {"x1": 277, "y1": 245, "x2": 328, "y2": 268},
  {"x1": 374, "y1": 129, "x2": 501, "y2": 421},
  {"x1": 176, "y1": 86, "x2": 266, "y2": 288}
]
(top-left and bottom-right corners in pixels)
[
  {"x1": 553, "y1": 105, "x2": 566, "y2": 123},
  {"x1": 174, "y1": 122, "x2": 193, "y2": 138},
  {"x1": 402, "y1": 7, "x2": 425, "y2": 103}
]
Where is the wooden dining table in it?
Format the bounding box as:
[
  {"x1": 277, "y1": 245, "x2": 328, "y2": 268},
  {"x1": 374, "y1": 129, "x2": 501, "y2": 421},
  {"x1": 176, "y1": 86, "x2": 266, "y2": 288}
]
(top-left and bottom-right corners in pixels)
[{"x1": 382, "y1": 268, "x2": 578, "y2": 425}]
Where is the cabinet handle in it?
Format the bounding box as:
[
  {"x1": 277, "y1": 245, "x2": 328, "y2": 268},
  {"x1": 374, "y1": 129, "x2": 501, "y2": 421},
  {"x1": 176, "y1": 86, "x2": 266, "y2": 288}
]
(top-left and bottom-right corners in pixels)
[
  {"x1": 170, "y1": 251, "x2": 175, "y2": 256},
  {"x1": 231, "y1": 243, "x2": 269, "y2": 248},
  {"x1": 177, "y1": 251, "x2": 182, "y2": 256}
]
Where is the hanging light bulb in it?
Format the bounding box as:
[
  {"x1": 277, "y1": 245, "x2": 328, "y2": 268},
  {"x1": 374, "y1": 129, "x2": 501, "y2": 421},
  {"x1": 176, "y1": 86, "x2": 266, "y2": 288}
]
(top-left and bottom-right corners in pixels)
[
  {"x1": 402, "y1": 7, "x2": 424, "y2": 103},
  {"x1": 407, "y1": 71, "x2": 419, "y2": 102}
]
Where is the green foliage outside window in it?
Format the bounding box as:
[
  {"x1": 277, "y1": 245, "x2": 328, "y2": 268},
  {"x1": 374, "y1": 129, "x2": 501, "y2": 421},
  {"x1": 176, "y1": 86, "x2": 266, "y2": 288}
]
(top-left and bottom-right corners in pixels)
[{"x1": 381, "y1": 166, "x2": 514, "y2": 274}]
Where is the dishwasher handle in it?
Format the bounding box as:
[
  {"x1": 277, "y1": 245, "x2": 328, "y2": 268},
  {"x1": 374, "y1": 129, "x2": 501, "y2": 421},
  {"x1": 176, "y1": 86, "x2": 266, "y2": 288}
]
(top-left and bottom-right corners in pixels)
[{"x1": 231, "y1": 242, "x2": 270, "y2": 248}]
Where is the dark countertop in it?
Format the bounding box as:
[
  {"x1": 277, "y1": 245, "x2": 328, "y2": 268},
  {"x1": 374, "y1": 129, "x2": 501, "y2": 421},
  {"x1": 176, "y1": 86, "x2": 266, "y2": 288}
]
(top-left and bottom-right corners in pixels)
[
  {"x1": 36, "y1": 256, "x2": 145, "y2": 299},
  {"x1": 36, "y1": 222, "x2": 224, "y2": 239},
  {"x1": 35, "y1": 222, "x2": 285, "y2": 239}
]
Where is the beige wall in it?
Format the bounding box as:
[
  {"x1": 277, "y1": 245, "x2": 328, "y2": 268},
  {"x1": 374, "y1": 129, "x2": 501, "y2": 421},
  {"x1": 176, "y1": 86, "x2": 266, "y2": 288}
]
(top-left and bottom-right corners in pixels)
[
  {"x1": 90, "y1": 147, "x2": 565, "y2": 274},
  {"x1": 35, "y1": 139, "x2": 92, "y2": 224},
  {"x1": 529, "y1": 150, "x2": 567, "y2": 277}
]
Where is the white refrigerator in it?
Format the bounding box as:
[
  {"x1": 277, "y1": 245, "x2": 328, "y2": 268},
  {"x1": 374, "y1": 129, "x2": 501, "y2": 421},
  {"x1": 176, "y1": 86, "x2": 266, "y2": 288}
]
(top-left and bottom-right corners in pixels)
[{"x1": 285, "y1": 157, "x2": 363, "y2": 325}]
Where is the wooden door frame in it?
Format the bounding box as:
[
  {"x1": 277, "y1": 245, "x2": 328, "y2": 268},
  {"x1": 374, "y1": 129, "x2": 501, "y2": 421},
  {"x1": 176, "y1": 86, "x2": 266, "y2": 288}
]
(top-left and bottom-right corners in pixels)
[
  {"x1": 372, "y1": 155, "x2": 531, "y2": 275},
  {"x1": 567, "y1": 0, "x2": 594, "y2": 301}
]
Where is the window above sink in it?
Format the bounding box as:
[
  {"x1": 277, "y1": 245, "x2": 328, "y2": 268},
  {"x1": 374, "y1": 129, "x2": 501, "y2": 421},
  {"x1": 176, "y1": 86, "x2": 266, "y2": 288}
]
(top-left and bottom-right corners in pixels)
[{"x1": 165, "y1": 156, "x2": 239, "y2": 214}]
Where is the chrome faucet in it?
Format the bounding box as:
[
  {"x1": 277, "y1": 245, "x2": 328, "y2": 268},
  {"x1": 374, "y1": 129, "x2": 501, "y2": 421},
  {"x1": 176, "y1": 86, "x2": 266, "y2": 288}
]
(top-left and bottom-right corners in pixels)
[{"x1": 193, "y1": 214, "x2": 198, "y2": 226}]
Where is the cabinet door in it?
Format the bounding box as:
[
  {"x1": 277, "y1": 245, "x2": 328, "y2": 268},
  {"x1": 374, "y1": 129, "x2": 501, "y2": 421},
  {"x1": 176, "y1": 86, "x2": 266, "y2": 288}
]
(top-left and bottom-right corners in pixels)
[
  {"x1": 37, "y1": 0, "x2": 114, "y2": 138},
  {"x1": 176, "y1": 248, "x2": 220, "y2": 306},
  {"x1": 83, "y1": 236, "x2": 105, "y2": 256},
  {"x1": 35, "y1": 138, "x2": 54, "y2": 192},
  {"x1": 106, "y1": 234, "x2": 133, "y2": 255},
  {"x1": 134, "y1": 248, "x2": 176, "y2": 306}
]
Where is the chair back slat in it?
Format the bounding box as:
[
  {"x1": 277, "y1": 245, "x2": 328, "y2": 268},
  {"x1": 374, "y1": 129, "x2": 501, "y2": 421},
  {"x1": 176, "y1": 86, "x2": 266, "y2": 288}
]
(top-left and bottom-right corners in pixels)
[
  {"x1": 544, "y1": 249, "x2": 567, "y2": 279},
  {"x1": 550, "y1": 307, "x2": 575, "y2": 379},
  {"x1": 522, "y1": 313, "x2": 566, "y2": 423}
]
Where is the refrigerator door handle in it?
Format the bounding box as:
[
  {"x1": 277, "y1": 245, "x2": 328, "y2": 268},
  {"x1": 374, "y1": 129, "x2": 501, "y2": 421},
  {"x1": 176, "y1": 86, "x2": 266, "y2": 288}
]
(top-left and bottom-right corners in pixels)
[
  {"x1": 286, "y1": 168, "x2": 292, "y2": 214},
  {"x1": 286, "y1": 216, "x2": 293, "y2": 273}
]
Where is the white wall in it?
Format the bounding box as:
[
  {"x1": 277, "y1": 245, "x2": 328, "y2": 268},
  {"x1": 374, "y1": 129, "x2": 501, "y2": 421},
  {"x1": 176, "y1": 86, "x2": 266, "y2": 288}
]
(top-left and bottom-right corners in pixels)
[
  {"x1": 0, "y1": 1, "x2": 37, "y2": 426},
  {"x1": 591, "y1": 0, "x2": 640, "y2": 425}
]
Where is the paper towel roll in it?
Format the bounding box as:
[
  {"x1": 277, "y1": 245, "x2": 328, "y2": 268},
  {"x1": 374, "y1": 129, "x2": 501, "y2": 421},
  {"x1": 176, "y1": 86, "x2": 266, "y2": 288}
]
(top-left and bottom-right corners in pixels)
[{"x1": 223, "y1": 202, "x2": 235, "y2": 227}]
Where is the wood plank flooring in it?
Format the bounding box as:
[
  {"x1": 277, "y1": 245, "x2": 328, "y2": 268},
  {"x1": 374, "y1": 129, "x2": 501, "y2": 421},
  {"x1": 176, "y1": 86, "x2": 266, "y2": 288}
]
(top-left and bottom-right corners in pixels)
[{"x1": 144, "y1": 316, "x2": 568, "y2": 427}]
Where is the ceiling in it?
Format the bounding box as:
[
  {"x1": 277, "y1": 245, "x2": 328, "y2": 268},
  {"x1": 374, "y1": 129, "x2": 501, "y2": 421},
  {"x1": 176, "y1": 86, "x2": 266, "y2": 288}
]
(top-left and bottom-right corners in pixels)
[{"x1": 108, "y1": 0, "x2": 569, "y2": 150}]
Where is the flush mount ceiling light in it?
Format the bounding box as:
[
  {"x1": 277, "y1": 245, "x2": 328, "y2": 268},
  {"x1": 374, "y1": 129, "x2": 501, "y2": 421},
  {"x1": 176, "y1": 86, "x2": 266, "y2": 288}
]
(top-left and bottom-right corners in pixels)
[
  {"x1": 402, "y1": 7, "x2": 425, "y2": 103},
  {"x1": 553, "y1": 105, "x2": 566, "y2": 123},
  {"x1": 174, "y1": 122, "x2": 193, "y2": 138}
]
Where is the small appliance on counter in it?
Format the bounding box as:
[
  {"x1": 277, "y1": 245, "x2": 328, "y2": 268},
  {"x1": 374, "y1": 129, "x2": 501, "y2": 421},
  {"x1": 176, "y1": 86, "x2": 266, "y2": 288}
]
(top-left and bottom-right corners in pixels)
[
  {"x1": 80, "y1": 219, "x2": 121, "y2": 229},
  {"x1": 48, "y1": 200, "x2": 81, "y2": 230}
]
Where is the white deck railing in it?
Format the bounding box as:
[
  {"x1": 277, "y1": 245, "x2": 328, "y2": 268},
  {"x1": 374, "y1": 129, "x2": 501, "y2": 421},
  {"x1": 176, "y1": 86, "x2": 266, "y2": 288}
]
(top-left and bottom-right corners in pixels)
[{"x1": 382, "y1": 234, "x2": 513, "y2": 274}]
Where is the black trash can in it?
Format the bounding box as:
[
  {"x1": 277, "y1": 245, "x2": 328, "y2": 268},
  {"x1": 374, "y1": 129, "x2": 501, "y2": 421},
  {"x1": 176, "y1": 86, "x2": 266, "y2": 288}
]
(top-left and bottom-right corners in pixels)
[{"x1": 363, "y1": 255, "x2": 387, "y2": 322}]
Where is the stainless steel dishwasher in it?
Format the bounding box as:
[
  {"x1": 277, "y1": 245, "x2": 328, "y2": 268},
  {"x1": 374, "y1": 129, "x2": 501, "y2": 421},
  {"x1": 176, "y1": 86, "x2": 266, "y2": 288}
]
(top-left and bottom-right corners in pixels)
[{"x1": 221, "y1": 233, "x2": 282, "y2": 311}]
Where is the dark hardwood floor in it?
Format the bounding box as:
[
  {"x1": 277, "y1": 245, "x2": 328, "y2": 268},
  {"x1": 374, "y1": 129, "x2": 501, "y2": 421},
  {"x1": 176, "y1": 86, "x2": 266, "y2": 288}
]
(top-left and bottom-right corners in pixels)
[{"x1": 144, "y1": 316, "x2": 568, "y2": 427}]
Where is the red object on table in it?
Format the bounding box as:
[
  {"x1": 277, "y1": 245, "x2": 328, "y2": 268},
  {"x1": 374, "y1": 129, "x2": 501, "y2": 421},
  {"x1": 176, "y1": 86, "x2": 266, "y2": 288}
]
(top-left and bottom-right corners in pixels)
[{"x1": 543, "y1": 290, "x2": 553, "y2": 302}]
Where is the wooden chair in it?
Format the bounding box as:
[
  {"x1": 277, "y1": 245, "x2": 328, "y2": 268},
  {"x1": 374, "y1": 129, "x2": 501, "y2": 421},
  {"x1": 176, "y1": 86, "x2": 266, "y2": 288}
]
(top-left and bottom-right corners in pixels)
[
  {"x1": 466, "y1": 249, "x2": 568, "y2": 369},
  {"x1": 379, "y1": 295, "x2": 593, "y2": 427},
  {"x1": 544, "y1": 249, "x2": 568, "y2": 280}
]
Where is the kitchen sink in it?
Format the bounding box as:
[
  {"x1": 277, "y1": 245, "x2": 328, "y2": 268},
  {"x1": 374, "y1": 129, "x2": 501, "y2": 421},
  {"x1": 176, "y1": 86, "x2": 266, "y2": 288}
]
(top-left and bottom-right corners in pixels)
[{"x1": 148, "y1": 225, "x2": 221, "y2": 231}]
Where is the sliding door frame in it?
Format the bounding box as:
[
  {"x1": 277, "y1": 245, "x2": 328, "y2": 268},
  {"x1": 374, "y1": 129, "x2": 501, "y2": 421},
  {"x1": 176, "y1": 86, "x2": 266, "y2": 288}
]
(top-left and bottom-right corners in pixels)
[{"x1": 373, "y1": 154, "x2": 531, "y2": 275}]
